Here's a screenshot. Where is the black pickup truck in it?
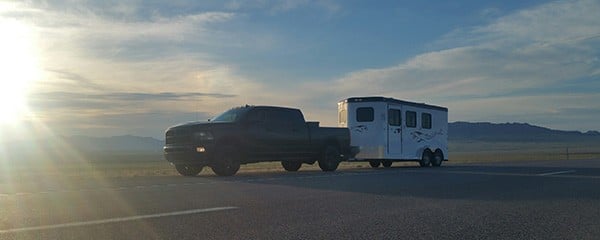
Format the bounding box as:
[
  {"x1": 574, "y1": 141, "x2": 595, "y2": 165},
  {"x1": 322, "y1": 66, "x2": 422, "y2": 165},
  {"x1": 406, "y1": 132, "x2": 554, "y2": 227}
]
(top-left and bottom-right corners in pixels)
[{"x1": 164, "y1": 105, "x2": 356, "y2": 176}]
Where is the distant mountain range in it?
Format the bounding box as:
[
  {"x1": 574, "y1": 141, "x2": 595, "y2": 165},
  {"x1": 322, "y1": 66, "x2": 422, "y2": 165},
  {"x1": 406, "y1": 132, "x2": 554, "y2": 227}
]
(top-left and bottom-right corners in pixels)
[
  {"x1": 66, "y1": 135, "x2": 165, "y2": 152},
  {"x1": 64, "y1": 122, "x2": 600, "y2": 151},
  {"x1": 5, "y1": 122, "x2": 599, "y2": 158},
  {"x1": 449, "y1": 122, "x2": 600, "y2": 142}
]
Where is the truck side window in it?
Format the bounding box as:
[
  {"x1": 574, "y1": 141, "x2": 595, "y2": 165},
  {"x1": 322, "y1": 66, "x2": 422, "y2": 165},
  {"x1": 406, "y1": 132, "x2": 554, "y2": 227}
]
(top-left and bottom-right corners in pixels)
[
  {"x1": 388, "y1": 109, "x2": 401, "y2": 126},
  {"x1": 422, "y1": 113, "x2": 432, "y2": 129},
  {"x1": 246, "y1": 109, "x2": 266, "y2": 123},
  {"x1": 406, "y1": 111, "x2": 417, "y2": 128},
  {"x1": 284, "y1": 109, "x2": 305, "y2": 127},
  {"x1": 356, "y1": 107, "x2": 374, "y2": 122}
]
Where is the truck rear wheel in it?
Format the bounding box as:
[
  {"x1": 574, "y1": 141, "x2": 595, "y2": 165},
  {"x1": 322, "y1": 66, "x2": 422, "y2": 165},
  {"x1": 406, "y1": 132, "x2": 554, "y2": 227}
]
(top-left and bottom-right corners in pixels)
[
  {"x1": 281, "y1": 161, "x2": 302, "y2": 172},
  {"x1": 432, "y1": 150, "x2": 444, "y2": 167},
  {"x1": 382, "y1": 160, "x2": 393, "y2": 168},
  {"x1": 175, "y1": 165, "x2": 203, "y2": 176},
  {"x1": 369, "y1": 160, "x2": 381, "y2": 168},
  {"x1": 211, "y1": 147, "x2": 241, "y2": 176},
  {"x1": 420, "y1": 150, "x2": 432, "y2": 167},
  {"x1": 319, "y1": 145, "x2": 340, "y2": 172}
]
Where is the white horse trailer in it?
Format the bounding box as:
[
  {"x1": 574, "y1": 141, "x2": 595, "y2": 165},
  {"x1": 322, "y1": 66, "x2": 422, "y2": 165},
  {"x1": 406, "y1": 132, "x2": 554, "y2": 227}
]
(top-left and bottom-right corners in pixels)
[{"x1": 338, "y1": 97, "x2": 448, "y2": 167}]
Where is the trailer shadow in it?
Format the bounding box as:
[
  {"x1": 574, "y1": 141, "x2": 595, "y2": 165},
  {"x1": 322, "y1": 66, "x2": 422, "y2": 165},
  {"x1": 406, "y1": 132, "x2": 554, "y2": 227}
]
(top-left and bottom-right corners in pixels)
[{"x1": 208, "y1": 159, "x2": 600, "y2": 201}]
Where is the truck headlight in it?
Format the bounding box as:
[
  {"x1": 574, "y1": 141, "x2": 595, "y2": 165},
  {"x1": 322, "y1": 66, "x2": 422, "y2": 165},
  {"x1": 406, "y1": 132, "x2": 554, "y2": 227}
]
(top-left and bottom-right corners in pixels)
[{"x1": 193, "y1": 131, "x2": 214, "y2": 141}]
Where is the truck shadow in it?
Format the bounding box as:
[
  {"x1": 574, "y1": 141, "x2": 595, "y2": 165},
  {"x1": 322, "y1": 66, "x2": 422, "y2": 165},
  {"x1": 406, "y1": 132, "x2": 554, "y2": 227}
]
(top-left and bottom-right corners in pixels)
[{"x1": 206, "y1": 159, "x2": 600, "y2": 201}]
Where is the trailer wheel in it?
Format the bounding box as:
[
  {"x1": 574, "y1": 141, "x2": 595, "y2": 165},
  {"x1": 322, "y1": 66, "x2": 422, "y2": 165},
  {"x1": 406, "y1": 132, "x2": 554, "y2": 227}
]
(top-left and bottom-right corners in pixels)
[
  {"x1": 175, "y1": 165, "x2": 203, "y2": 176},
  {"x1": 318, "y1": 145, "x2": 340, "y2": 172},
  {"x1": 211, "y1": 147, "x2": 241, "y2": 176},
  {"x1": 281, "y1": 161, "x2": 302, "y2": 172},
  {"x1": 432, "y1": 150, "x2": 444, "y2": 167},
  {"x1": 419, "y1": 150, "x2": 432, "y2": 167},
  {"x1": 382, "y1": 160, "x2": 393, "y2": 168},
  {"x1": 368, "y1": 160, "x2": 381, "y2": 168}
]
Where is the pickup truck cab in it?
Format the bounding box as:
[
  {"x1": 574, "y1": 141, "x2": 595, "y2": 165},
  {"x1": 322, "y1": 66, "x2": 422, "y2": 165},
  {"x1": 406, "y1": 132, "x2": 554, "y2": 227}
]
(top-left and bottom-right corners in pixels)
[{"x1": 164, "y1": 105, "x2": 356, "y2": 176}]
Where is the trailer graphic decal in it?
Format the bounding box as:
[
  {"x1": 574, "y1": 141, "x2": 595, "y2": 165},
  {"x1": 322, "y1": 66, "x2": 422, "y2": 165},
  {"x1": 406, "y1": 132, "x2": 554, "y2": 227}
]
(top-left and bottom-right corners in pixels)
[
  {"x1": 410, "y1": 129, "x2": 445, "y2": 143},
  {"x1": 352, "y1": 125, "x2": 368, "y2": 133}
]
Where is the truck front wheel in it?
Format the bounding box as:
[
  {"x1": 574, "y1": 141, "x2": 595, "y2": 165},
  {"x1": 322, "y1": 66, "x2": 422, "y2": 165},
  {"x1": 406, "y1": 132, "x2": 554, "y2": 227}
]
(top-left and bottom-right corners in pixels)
[
  {"x1": 175, "y1": 165, "x2": 203, "y2": 176},
  {"x1": 211, "y1": 147, "x2": 241, "y2": 176},
  {"x1": 281, "y1": 161, "x2": 302, "y2": 172},
  {"x1": 319, "y1": 145, "x2": 340, "y2": 172}
]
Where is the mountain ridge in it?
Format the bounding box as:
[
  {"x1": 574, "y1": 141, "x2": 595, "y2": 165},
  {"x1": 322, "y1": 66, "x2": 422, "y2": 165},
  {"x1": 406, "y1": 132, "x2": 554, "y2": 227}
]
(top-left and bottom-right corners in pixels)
[
  {"x1": 5, "y1": 122, "x2": 599, "y2": 156},
  {"x1": 449, "y1": 121, "x2": 600, "y2": 142}
]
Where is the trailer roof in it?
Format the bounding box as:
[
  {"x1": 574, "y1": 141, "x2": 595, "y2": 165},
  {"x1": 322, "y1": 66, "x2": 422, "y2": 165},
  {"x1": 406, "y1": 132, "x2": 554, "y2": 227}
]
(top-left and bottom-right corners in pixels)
[{"x1": 341, "y1": 96, "x2": 448, "y2": 112}]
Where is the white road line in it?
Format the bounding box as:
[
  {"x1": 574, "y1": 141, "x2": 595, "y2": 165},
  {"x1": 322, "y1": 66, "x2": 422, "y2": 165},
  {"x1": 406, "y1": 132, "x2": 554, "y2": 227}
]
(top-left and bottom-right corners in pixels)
[
  {"x1": 537, "y1": 170, "x2": 576, "y2": 176},
  {"x1": 0, "y1": 206, "x2": 239, "y2": 234},
  {"x1": 401, "y1": 169, "x2": 600, "y2": 179}
]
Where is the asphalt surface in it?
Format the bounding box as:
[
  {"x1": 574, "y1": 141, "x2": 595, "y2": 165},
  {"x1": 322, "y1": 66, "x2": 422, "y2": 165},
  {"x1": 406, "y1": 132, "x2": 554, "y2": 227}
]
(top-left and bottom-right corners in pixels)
[{"x1": 1, "y1": 159, "x2": 599, "y2": 240}]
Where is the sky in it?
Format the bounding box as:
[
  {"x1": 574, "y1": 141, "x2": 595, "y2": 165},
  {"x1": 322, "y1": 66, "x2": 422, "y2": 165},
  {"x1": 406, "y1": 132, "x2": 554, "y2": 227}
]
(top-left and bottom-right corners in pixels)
[{"x1": 0, "y1": 0, "x2": 599, "y2": 140}]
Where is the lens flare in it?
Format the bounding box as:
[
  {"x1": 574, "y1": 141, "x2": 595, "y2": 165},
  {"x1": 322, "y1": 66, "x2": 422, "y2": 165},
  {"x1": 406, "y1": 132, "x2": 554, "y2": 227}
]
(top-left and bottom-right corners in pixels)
[{"x1": 0, "y1": 19, "x2": 40, "y2": 124}]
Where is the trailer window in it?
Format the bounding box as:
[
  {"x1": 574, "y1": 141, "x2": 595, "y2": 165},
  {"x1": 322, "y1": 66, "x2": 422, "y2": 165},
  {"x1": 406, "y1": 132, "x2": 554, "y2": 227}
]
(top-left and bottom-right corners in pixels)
[
  {"x1": 422, "y1": 113, "x2": 432, "y2": 129},
  {"x1": 388, "y1": 109, "x2": 401, "y2": 126},
  {"x1": 356, "y1": 107, "x2": 374, "y2": 122},
  {"x1": 406, "y1": 111, "x2": 417, "y2": 128}
]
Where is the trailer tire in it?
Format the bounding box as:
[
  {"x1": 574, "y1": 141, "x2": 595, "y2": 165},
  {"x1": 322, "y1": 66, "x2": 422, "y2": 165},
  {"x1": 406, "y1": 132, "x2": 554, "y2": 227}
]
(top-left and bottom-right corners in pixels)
[
  {"x1": 281, "y1": 161, "x2": 302, "y2": 172},
  {"x1": 369, "y1": 160, "x2": 381, "y2": 168},
  {"x1": 175, "y1": 165, "x2": 203, "y2": 176},
  {"x1": 382, "y1": 160, "x2": 393, "y2": 168},
  {"x1": 211, "y1": 147, "x2": 241, "y2": 176},
  {"x1": 420, "y1": 150, "x2": 432, "y2": 167},
  {"x1": 432, "y1": 150, "x2": 444, "y2": 167},
  {"x1": 319, "y1": 145, "x2": 340, "y2": 172}
]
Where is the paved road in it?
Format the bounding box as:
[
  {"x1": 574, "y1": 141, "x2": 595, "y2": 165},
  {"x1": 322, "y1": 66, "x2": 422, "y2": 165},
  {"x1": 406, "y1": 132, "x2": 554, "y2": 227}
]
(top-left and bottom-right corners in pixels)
[{"x1": 1, "y1": 159, "x2": 599, "y2": 239}]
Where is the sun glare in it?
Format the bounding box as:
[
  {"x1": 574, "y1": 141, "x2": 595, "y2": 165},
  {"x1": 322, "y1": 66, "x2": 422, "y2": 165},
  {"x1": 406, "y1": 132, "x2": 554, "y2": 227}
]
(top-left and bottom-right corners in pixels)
[{"x1": 0, "y1": 19, "x2": 40, "y2": 124}]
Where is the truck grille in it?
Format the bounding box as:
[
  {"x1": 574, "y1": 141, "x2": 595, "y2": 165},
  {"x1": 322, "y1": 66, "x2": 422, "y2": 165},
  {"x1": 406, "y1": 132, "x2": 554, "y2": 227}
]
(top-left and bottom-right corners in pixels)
[{"x1": 165, "y1": 129, "x2": 192, "y2": 145}]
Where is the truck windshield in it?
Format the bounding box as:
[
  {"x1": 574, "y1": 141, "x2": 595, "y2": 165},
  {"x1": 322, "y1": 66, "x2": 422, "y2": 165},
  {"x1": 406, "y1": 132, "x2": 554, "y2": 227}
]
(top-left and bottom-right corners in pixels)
[{"x1": 212, "y1": 107, "x2": 250, "y2": 122}]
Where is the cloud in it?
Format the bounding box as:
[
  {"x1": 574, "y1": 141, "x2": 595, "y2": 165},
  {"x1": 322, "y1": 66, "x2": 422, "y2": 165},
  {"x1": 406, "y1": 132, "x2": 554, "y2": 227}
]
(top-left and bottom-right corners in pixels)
[
  {"x1": 30, "y1": 91, "x2": 235, "y2": 109},
  {"x1": 4, "y1": 0, "x2": 599, "y2": 138},
  {"x1": 302, "y1": 0, "x2": 600, "y2": 131},
  {"x1": 225, "y1": 0, "x2": 341, "y2": 14},
  {"x1": 475, "y1": 0, "x2": 600, "y2": 45}
]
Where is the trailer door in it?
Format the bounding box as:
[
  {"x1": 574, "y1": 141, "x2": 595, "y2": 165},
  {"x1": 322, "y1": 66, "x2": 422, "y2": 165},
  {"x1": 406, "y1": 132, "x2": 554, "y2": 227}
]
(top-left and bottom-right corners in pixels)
[{"x1": 387, "y1": 106, "x2": 402, "y2": 156}]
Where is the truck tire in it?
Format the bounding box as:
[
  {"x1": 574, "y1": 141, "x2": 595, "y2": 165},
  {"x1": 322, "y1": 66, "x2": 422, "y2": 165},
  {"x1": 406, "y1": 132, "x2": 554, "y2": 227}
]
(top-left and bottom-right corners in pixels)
[
  {"x1": 369, "y1": 160, "x2": 381, "y2": 168},
  {"x1": 382, "y1": 160, "x2": 393, "y2": 168},
  {"x1": 319, "y1": 145, "x2": 340, "y2": 172},
  {"x1": 432, "y1": 150, "x2": 444, "y2": 167},
  {"x1": 420, "y1": 149, "x2": 432, "y2": 167},
  {"x1": 211, "y1": 147, "x2": 241, "y2": 176},
  {"x1": 175, "y1": 165, "x2": 203, "y2": 176},
  {"x1": 281, "y1": 161, "x2": 302, "y2": 172}
]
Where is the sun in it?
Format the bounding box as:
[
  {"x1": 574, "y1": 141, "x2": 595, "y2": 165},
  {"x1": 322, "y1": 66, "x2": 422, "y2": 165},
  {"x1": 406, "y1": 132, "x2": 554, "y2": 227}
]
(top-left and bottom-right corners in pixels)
[{"x1": 0, "y1": 19, "x2": 40, "y2": 124}]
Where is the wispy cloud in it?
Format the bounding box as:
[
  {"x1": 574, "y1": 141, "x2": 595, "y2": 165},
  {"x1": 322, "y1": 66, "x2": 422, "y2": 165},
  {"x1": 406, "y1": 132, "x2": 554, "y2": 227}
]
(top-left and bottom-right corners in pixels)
[
  {"x1": 300, "y1": 0, "x2": 600, "y2": 130},
  {"x1": 226, "y1": 0, "x2": 341, "y2": 14},
  {"x1": 30, "y1": 91, "x2": 235, "y2": 109},
  {"x1": 3, "y1": 0, "x2": 599, "y2": 138}
]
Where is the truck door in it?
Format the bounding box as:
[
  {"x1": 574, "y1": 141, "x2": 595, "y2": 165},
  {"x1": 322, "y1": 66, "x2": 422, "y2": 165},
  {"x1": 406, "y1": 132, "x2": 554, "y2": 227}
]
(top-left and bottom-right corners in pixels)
[
  {"x1": 243, "y1": 108, "x2": 271, "y2": 159},
  {"x1": 263, "y1": 108, "x2": 309, "y2": 158},
  {"x1": 387, "y1": 106, "x2": 402, "y2": 156}
]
